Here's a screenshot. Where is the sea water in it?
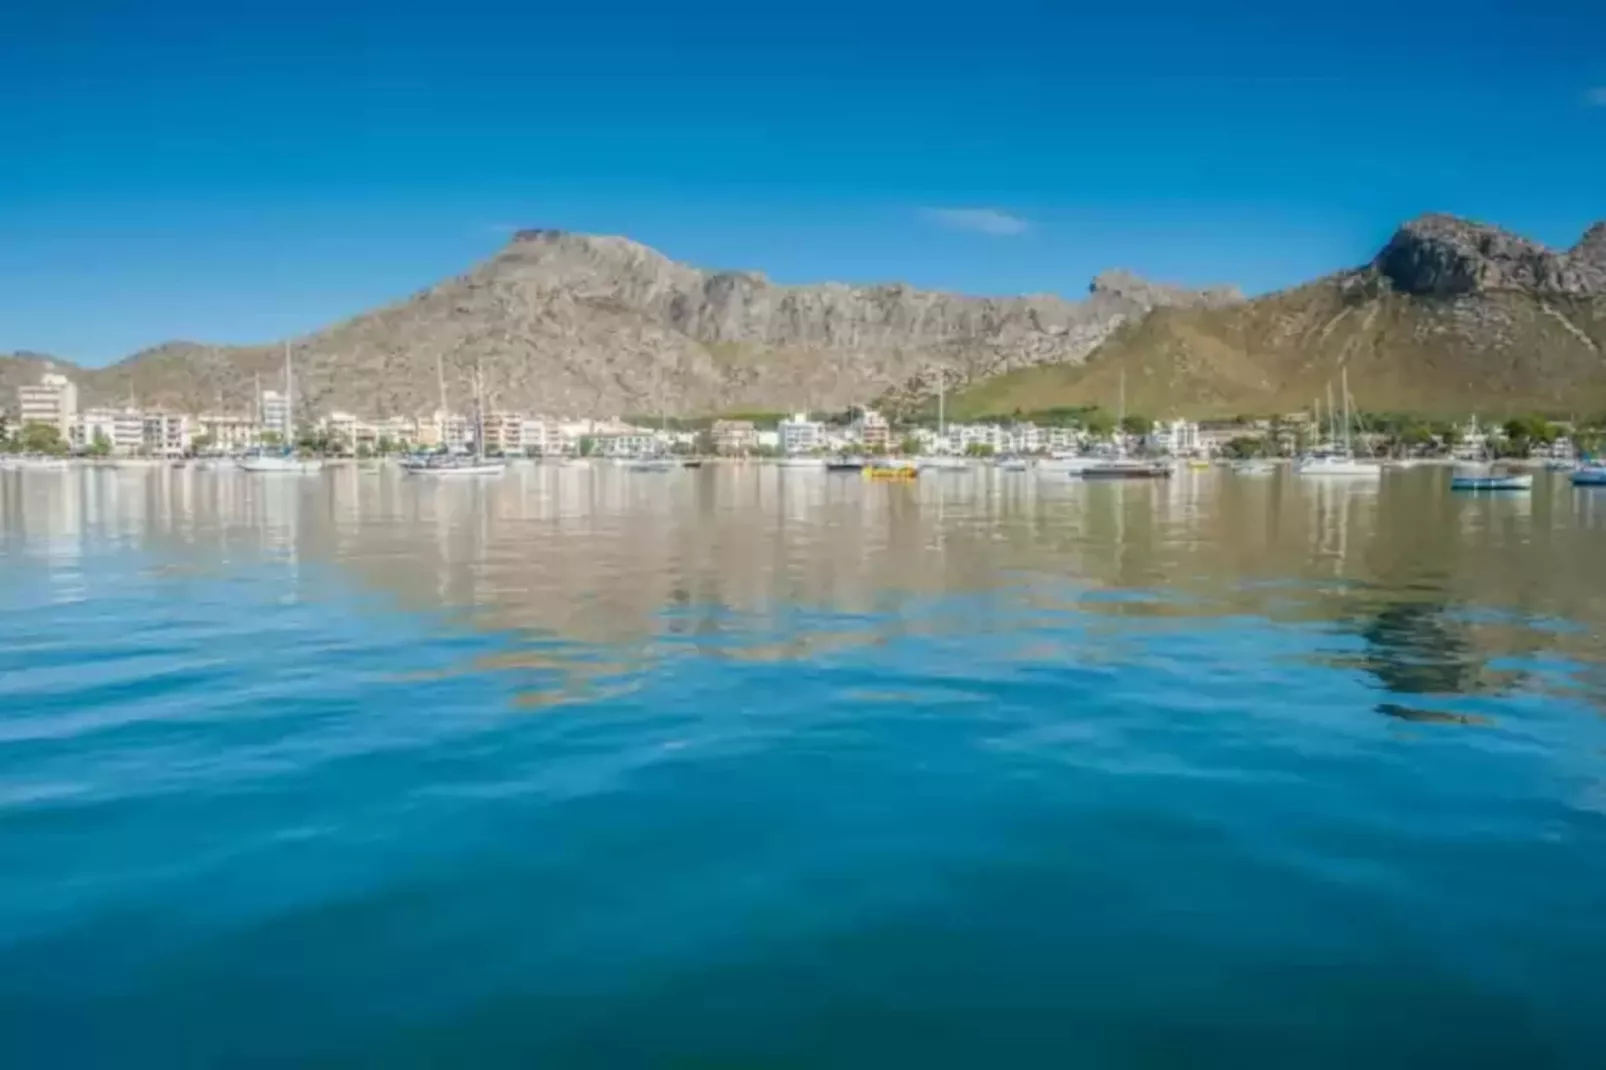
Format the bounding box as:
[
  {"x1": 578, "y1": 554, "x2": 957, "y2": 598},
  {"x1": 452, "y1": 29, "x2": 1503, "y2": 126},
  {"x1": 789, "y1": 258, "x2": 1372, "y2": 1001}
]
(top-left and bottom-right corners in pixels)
[{"x1": 2, "y1": 464, "x2": 1604, "y2": 1067}]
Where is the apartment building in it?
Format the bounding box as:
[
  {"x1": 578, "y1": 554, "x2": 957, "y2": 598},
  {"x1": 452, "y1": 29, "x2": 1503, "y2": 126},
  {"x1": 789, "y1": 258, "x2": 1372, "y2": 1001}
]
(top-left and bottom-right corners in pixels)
[
  {"x1": 72, "y1": 408, "x2": 146, "y2": 454},
  {"x1": 17, "y1": 373, "x2": 78, "y2": 437},
  {"x1": 778, "y1": 413, "x2": 824, "y2": 455},
  {"x1": 851, "y1": 408, "x2": 890, "y2": 451},
  {"x1": 260, "y1": 390, "x2": 290, "y2": 441},
  {"x1": 480, "y1": 413, "x2": 524, "y2": 456},
  {"x1": 195, "y1": 413, "x2": 260, "y2": 452},
  {"x1": 142, "y1": 412, "x2": 192, "y2": 457},
  {"x1": 712, "y1": 419, "x2": 758, "y2": 455}
]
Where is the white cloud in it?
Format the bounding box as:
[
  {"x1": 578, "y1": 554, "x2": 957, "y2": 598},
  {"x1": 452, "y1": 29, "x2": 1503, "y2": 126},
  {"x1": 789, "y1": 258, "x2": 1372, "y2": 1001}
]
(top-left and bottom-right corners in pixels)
[
  {"x1": 1587, "y1": 87, "x2": 1606, "y2": 107},
  {"x1": 920, "y1": 207, "x2": 1031, "y2": 237}
]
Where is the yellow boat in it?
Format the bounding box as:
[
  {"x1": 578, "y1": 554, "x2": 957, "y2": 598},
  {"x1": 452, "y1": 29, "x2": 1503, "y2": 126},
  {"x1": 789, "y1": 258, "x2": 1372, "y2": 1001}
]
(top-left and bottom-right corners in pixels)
[
  {"x1": 1186, "y1": 458, "x2": 1211, "y2": 470},
  {"x1": 865, "y1": 461, "x2": 919, "y2": 482}
]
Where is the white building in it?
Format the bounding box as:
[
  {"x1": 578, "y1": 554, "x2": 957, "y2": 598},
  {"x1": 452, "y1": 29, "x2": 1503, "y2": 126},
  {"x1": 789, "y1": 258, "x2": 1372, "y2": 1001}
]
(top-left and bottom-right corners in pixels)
[
  {"x1": 518, "y1": 416, "x2": 576, "y2": 456},
  {"x1": 142, "y1": 412, "x2": 191, "y2": 457},
  {"x1": 260, "y1": 390, "x2": 290, "y2": 442},
  {"x1": 320, "y1": 411, "x2": 364, "y2": 452},
  {"x1": 778, "y1": 413, "x2": 824, "y2": 455},
  {"x1": 851, "y1": 408, "x2": 891, "y2": 451},
  {"x1": 434, "y1": 411, "x2": 473, "y2": 451},
  {"x1": 1147, "y1": 419, "x2": 1201, "y2": 456},
  {"x1": 368, "y1": 416, "x2": 418, "y2": 450},
  {"x1": 593, "y1": 430, "x2": 657, "y2": 457},
  {"x1": 18, "y1": 372, "x2": 78, "y2": 438},
  {"x1": 480, "y1": 412, "x2": 524, "y2": 456},
  {"x1": 195, "y1": 413, "x2": 259, "y2": 453},
  {"x1": 73, "y1": 408, "x2": 145, "y2": 455}
]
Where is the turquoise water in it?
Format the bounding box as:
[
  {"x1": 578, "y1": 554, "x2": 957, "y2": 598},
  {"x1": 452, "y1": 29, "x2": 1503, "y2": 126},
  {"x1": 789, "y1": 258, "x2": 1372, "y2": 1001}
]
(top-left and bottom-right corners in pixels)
[{"x1": 3, "y1": 464, "x2": 1606, "y2": 1067}]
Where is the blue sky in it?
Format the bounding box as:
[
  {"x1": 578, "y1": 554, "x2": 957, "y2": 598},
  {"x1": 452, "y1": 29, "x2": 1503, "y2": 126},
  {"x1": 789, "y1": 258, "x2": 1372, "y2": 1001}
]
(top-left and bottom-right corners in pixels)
[{"x1": 3, "y1": 0, "x2": 1603, "y2": 364}]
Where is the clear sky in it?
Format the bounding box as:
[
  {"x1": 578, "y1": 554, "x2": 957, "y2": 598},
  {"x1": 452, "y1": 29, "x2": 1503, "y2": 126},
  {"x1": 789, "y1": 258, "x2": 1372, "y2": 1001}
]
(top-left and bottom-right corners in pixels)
[{"x1": 3, "y1": 0, "x2": 1603, "y2": 365}]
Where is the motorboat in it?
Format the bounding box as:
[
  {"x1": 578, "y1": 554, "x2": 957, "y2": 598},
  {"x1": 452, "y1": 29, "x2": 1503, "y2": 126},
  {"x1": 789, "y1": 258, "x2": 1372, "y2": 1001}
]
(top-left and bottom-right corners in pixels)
[
  {"x1": 1233, "y1": 460, "x2": 1277, "y2": 476},
  {"x1": 1450, "y1": 465, "x2": 1532, "y2": 492},
  {"x1": 865, "y1": 458, "x2": 918, "y2": 481},
  {"x1": 826, "y1": 457, "x2": 866, "y2": 473},
  {"x1": 775, "y1": 455, "x2": 825, "y2": 469},
  {"x1": 995, "y1": 456, "x2": 1030, "y2": 472},
  {"x1": 624, "y1": 456, "x2": 678, "y2": 472},
  {"x1": 1571, "y1": 465, "x2": 1606, "y2": 487},
  {"x1": 239, "y1": 451, "x2": 325, "y2": 474},
  {"x1": 1036, "y1": 454, "x2": 1101, "y2": 474},
  {"x1": 400, "y1": 454, "x2": 505, "y2": 476},
  {"x1": 1079, "y1": 457, "x2": 1173, "y2": 480},
  {"x1": 917, "y1": 455, "x2": 969, "y2": 472}
]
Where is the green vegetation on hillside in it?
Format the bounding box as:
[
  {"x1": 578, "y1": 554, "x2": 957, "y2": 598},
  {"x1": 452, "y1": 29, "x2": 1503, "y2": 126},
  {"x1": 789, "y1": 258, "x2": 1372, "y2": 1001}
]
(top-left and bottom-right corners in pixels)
[{"x1": 950, "y1": 274, "x2": 1606, "y2": 420}]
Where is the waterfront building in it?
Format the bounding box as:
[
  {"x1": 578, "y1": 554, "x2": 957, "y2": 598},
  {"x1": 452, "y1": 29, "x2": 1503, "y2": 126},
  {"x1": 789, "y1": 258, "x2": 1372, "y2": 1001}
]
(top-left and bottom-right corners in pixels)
[
  {"x1": 712, "y1": 419, "x2": 758, "y2": 455},
  {"x1": 480, "y1": 412, "x2": 524, "y2": 456},
  {"x1": 18, "y1": 372, "x2": 78, "y2": 438},
  {"x1": 778, "y1": 413, "x2": 824, "y2": 455},
  {"x1": 260, "y1": 390, "x2": 290, "y2": 442},
  {"x1": 851, "y1": 408, "x2": 891, "y2": 451},
  {"x1": 141, "y1": 412, "x2": 191, "y2": 457},
  {"x1": 72, "y1": 408, "x2": 146, "y2": 455},
  {"x1": 1148, "y1": 419, "x2": 1202, "y2": 456},
  {"x1": 195, "y1": 413, "x2": 260, "y2": 453}
]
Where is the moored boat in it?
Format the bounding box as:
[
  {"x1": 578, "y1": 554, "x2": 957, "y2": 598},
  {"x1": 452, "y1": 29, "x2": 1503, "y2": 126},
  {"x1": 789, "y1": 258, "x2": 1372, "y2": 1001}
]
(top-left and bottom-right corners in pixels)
[
  {"x1": 865, "y1": 459, "x2": 918, "y2": 481},
  {"x1": 1571, "y1": 465, "x2": 1606, "y2": 487},
  {"x1": 1080, "y1": 458, "x2": 1173, "y2": 480},
  {"x1": 1450, "y1": 465, "x2": 1533, "y2": 492}
]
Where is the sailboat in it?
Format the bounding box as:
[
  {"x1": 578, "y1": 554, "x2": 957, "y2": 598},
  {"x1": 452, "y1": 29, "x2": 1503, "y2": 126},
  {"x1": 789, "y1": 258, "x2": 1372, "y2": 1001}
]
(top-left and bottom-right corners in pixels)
[
  {"x1": 402, "y1": 360, "x2": 506, "y2": 476},
  {"x1": 918, "y1": 368, "x2": 969, "y2": 471},
  {"x1": 239, "y1": 344, "x2": 325, "y2": 473},
  {"x1": 1296, "y1": 369, "x2": 1379, "y2": 477},
  {"x1": 1080, "y1": 368, "x2": 1171, "y2": 479}
]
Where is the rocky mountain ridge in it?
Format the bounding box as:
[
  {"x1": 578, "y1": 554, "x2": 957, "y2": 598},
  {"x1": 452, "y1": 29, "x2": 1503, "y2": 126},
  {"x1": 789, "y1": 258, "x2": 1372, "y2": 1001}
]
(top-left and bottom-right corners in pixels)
[
  {"x1": 951, "y1": 214, "x2": 1606, "y2": 419},
  {"x1": 2, "y1": 232, "x2": 1239, "y2": 419}
]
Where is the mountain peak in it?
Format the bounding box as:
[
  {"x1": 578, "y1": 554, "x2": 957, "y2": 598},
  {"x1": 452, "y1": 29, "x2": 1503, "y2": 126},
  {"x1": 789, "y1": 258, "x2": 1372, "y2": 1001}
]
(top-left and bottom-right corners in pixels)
[
  {"x1": 1375, "y1": 213, "x2": 1606, "y2": 297},
  {"x1": 1090, "y1": 269, "x2": 1243, "y2": 306},
  {"x1": 1574, "y1": 221, "x2": 1606, "y2": 262}
]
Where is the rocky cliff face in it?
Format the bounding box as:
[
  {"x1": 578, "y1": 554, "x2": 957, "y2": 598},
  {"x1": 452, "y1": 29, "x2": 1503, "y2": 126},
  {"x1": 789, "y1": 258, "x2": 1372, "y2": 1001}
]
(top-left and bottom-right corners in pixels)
[
  {"x1": 1376, "y1": 214, "x2": 1606, "y2": 297},
  {"x1": 12, "y1": 232, "x2": 1240, "y2": 418}
]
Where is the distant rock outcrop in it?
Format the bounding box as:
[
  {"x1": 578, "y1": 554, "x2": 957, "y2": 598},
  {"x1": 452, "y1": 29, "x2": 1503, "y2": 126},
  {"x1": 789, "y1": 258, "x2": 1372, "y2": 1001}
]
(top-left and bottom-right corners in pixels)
[{"x1": 1375, "y1": 213, "x2": 1606, "y2": 297}]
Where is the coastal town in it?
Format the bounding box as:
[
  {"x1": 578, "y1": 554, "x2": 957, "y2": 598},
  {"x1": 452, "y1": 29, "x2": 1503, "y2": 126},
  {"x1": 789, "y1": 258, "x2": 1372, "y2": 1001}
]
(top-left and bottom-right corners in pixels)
[{"x1": 1, "y1": 366, "x2": 1596, "y2": 465}]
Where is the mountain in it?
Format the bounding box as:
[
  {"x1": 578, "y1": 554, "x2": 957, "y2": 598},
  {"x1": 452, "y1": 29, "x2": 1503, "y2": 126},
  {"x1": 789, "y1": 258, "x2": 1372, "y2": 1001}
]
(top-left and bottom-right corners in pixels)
[
  {"x1": 953, "y1": 214, "x2": 1606, "y2": 420},
  {"x1": 0, "y1": 352, "x2": 81, "y2": 402},
  {"x1": 1, "y1": 232, "x2": 1239, "y2": 419}
]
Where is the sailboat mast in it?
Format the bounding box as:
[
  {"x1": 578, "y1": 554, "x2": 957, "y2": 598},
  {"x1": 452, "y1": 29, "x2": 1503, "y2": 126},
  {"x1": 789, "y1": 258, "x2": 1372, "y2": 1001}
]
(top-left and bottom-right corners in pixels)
[
  {"x1": 473, "y1": 360, "x2": 486, "y2": 461},
  {"x1": 937, "y1": 368, "x2": 945, "y2": 439},
  {"x1": 1325, "y1": 382, "x2": 1336, "y2": 448},
  {"x1": 1341, "y1": 367, "x2": 1353, "y2": 453},
  {"x1": 1117, "y1": 368, "x2": 1127, "y2": 457},
  {"x1": 284, "y1": 342, "x2": 294, "y2": 446}
]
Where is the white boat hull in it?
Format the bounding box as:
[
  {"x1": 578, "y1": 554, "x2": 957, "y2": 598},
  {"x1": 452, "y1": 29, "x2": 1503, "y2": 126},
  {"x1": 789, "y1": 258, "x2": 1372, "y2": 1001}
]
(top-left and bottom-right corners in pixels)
[
  {"x1": 1296, "y1": 457, "x2": 1381, "y2": 477},
  {"x1": 238, "y1": 457, "x2": 325, "y2": 474},
  {"x1": 1037, "y1": 456, "x2": 1100, "y2": 474},
  {"x1": 401, "y1": 461, "x2": 506, "y2": 476}
]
